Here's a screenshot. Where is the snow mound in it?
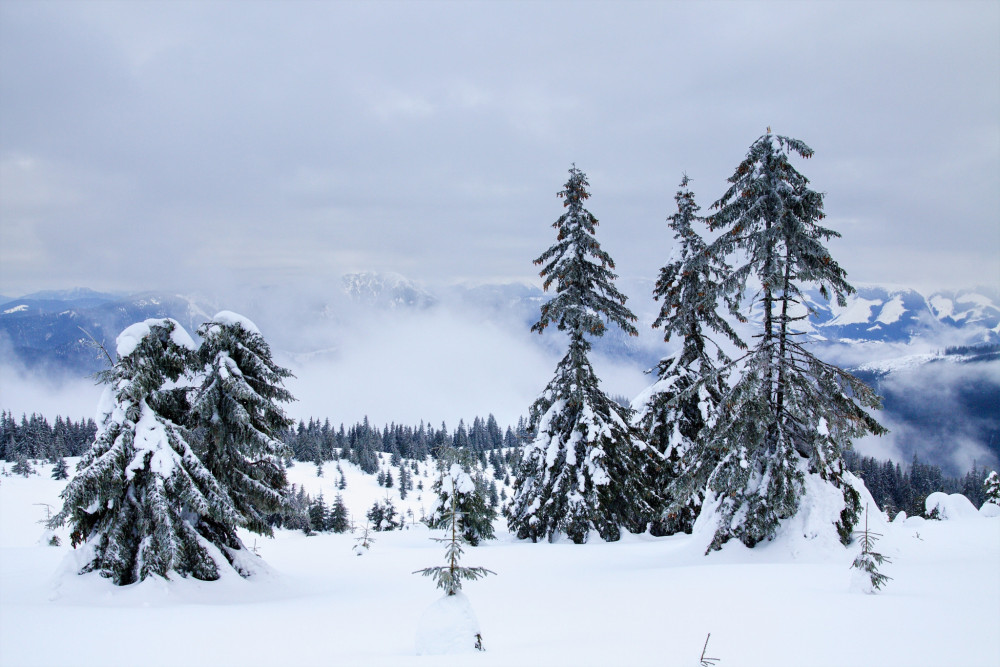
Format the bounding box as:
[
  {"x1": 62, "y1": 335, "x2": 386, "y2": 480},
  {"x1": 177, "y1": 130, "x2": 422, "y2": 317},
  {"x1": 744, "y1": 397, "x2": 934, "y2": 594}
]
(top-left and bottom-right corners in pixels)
[
  {"x1": 688, "y1": 470, "x2": 883, "y2": 562},
  {"x1": 48, "y1": 537, "x2": 275, "y2": 605},
  {"x1": 925, "y1": 492, "x2": 980, "y2": 520},
  {"x1": 415, "y1": 592, "x2": 483, "y2": 655},
  {"x1": 979, "y1": 502, "x2": 1000, "y2": 518}
]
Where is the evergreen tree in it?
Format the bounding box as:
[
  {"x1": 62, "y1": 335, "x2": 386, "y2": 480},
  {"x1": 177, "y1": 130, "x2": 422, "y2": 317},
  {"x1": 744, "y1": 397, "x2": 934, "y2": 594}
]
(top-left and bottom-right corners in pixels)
[
  {"x1": 49, "y1": 319, "x2": 245, "y2": 585},
  {"x1": 51, "y1": 456, "x2": 70, "y2": 481},
  {"x1": 632, "y1": 175, "x2": 742, "y2": 535},
  {"x1": 697, "y1": 132, "x2": 885, "y2": 551},
  {"x1": 367, "y1": 497, "x2": 401, "y2": 531},
  {"x1": 399, "y1": 465, "x2": 410, "y2": 500},
  {"x1": 308, "y1": 493, "x2": 328, "y2": 533},
  {"x1": 984, "y1": 470, "x2": 1000, "y2": 507},
  {"x1": 353, "y1": 523, "x2": 375, "y2": 555},
  {"x1": 506, "y1": 165, "x2": 656, "y2": 543},
  {"x1": 11, "y1": 454, "x2": 34, "y2": 477},
  {"x1": 189, "y1": 312, "x2": 295, "y2": 538},
  {"x1": 427, "y1": 459, "x2": 497, "y2": 546},
  {"x1": 329, "y1": 493, "x2": 350, "y2": 533},
  {"x1": 851, "y1": 505, "x2": 892, "y2": 593}
]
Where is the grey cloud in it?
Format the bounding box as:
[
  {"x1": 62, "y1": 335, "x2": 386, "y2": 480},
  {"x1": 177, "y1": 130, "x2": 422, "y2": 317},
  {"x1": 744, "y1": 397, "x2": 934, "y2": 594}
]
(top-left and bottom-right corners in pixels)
[{"x1": 1, "y1": 1, "x2": 997, "y2": 297}]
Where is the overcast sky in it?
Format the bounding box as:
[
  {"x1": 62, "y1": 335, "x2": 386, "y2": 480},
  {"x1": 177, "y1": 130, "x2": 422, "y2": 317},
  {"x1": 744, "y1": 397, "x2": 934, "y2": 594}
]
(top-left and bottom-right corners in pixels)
[{"x1": 2, "y1": 0, "x2": 998, "y2": 299}]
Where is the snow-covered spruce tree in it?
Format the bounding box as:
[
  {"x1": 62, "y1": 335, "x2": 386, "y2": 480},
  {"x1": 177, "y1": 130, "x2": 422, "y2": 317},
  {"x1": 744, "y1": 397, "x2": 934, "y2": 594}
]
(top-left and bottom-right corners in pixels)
[
  {"x1": 49, "y1": 319, "x2": 244, "y2": 585},
  {"x1": 329, "y1": 493, "x2": 350, "y2": 533},
  {"x1": 698, "y1": 132, "x2": 886, "y2": 551},
  {"x1": 632, "y1": 175, "x2": 743, "y2": 536},
  {"x1": 51, "y1": 456, "x2": 70, "y2": 481},
  {"x1": 506, "y1": 165, "x2": 657, "y2": 543},
  {"x1": 308, "y1": 493, "x2": 328, "y2": 533},
  {"x1": 189, "y1": 312, "x2": 294, "y2": 540},
  {"x1": 11, "y1": 454, "x2": 34, "y2": 477},
  {"x1": 984, "y1": 470, "x2": 1000, "y2": 507},
  {"x1": 427, "y1": 457, "x2": 496, "y2": 546},
  {"x1": 367, "y1": 496, "x2": 402, "y2": 531}
]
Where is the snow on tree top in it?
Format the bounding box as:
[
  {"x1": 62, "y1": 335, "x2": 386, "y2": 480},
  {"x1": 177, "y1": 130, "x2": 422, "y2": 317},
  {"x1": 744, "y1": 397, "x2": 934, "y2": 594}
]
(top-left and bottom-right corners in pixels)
[
  {"x1": 116, "y1": 318, "x2": 195, "y2": 358},
  {"x1": 446, "y1": 464, "x2": 476, "y2": 495},
  {"x1": 209, "y1": 311, "x2": 261, "y2": 335}
]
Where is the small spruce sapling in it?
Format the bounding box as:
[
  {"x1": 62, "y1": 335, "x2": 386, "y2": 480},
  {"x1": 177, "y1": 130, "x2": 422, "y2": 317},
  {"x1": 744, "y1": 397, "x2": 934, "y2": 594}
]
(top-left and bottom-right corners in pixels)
[
  {"x1": 414, "y1": 475, "x2": 496, "y2": 597},
  {"x1": 353, "y1": 522, "x2": 375, "y2": 556},
  {"x1": 851, "y1": 504, "x2": 892, "y2": 593}
]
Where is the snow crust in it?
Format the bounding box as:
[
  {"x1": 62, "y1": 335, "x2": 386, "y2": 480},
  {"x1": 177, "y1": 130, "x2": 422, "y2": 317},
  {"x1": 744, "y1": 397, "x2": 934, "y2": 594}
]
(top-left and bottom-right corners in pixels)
[
  {"x1": 414, "y1": 591, "x2": 483, "y2": 655},
  {"x1": 924, "y1": 492, "x2": 980, "y2": 520}
]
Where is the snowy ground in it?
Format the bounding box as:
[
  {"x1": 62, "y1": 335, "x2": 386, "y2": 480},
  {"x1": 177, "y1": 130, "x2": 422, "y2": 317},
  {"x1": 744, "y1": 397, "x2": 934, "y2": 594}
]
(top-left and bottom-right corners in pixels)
[{"x1": 1, "y1": 459, "x2": 998, "y2": 667}]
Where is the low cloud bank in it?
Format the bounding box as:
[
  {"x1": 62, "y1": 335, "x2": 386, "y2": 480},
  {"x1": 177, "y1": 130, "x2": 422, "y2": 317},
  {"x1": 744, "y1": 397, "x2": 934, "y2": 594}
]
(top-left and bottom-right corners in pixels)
[{"x1": 853, "y1": 359, "x2": 1000, "y2": 476}]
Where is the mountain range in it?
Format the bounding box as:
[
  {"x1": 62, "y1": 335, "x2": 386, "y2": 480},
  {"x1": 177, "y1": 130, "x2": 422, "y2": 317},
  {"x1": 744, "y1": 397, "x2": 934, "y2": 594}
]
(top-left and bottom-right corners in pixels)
[{"x1": 2, "y1": 274, "x2": 998, "y2": 475}]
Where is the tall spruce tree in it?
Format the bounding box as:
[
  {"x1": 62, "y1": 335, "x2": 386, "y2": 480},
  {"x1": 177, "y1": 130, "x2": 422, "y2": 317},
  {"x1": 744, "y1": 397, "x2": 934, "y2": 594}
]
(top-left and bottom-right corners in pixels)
[
  {"x1": 49, "y1": 319, "x2": 245, "y2": 584},
  {"x1": 695, "y1": 131, "x2": 885, "y2": 551},
  {"x1": 190, "y1": 312, "x2": 294, "y2": 538},
  {"x1": 506, "y1": 165, "x2": 656, "y2": 543},
  {"x1": 632, "y1": 176, "x2": 742, "y2": 535}
]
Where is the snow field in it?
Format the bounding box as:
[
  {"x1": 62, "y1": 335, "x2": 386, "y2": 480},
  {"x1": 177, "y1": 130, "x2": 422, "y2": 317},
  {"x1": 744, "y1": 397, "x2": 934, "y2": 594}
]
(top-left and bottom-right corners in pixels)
[{"x1": 1, "y1": 459, "x2": 998, "y2": 667}]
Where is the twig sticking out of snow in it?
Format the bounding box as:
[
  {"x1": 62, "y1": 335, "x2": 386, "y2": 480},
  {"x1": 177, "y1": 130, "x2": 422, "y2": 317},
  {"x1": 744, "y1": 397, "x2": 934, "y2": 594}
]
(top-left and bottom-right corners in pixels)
[{"x1": 700, "y1": 632, "x2": 720, "y2": 666}]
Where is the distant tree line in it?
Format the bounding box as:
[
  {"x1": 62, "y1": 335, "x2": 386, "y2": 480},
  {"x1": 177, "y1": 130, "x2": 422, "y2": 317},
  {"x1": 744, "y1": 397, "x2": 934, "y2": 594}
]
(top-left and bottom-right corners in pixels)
[
  {"x1": 844, "y1": 450, "x2": 993, "y2": 516},
  {"x1": 281, "y1": 414, "x2": 530, "y2": 473},
  {"x1": 942, "y1": 342, "x2": 1000, "y2": 359},
  {"x1": 6, "y1": 407, "x2": 996, "y2": 521},
  {"x1": 0, "y1": 411, "x2": 97, "y2": 461}
]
